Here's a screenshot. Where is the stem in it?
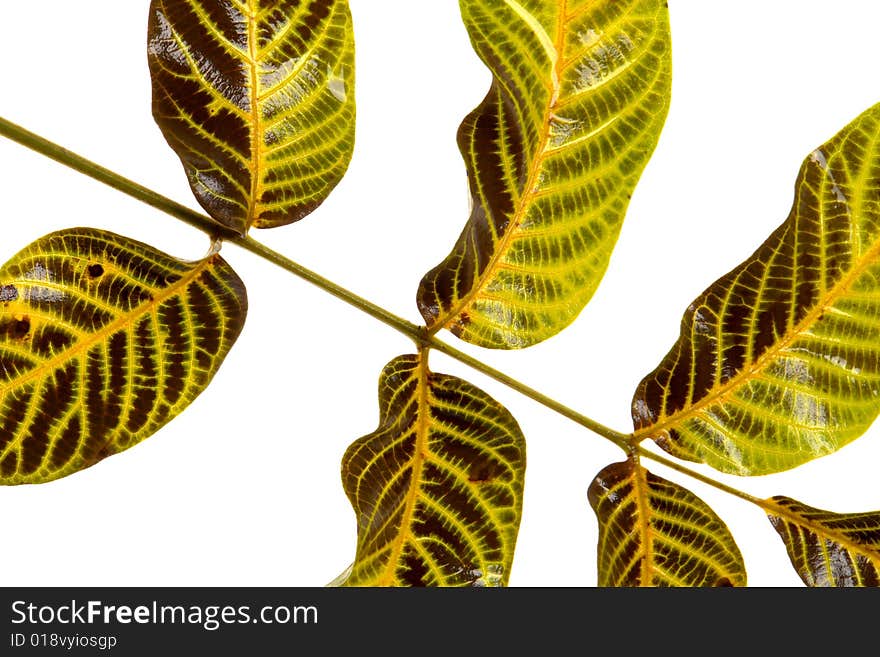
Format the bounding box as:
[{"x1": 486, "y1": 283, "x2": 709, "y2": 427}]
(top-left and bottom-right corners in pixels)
[
  {"x1": 0, "y1": 116, "x2": 739, "y2": 490},
  {"x1": 237, "y1": 236, "x2": 426, "y2": 342},
  {"x1": 0, "y1": 116, "x2": 630, "y2": 450},
  {"x1": 240, "y1": 236, "x2": 629, "y2": 449},
  {"x1": 635, "y1": 445, "x2": 763, "y2": 506},
  {"x1": 424, "y1": 336, "x2": 629, "y2": 448},
  {"x1": 0, "y1": 117, "x2": 236, "y2": 241},
  {"x1": 0, "y1": 117, "x2": 425, "y2": 343}
]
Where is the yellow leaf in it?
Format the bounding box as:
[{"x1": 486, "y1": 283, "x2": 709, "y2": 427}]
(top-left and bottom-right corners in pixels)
[
  {"x1": 633, "y1": 102, "x2": 880, "y2": 475},
  {"x1": 418, "y1": 0, "x2": 671, "y2": 348},
  {"x1": 340, "y1": 353, "x2": 526, "y2": 586},
  {"x1": 766, "y1": 496, "x2": 880, "y2": 586},
  {"x1": 0, "y1": 228, "x2": 247, "y2": 484},
  {"x1": 589, "y1": 459, "x2": 747, "y2": 587},
  {"x1": 148, "y1": 0, "x2": 356, "y2": 235}
]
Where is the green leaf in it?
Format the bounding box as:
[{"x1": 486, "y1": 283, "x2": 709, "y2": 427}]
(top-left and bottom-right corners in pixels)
[
  {"x1": 0, "y1": 228, "x2": 247, "y2": 484},
  {"x1": 766, "y1": 496, "x2": 880, "y2": 586},
  {"x1": 588, "y1": 459, "x2": 747, "y2": 587},
  {"x1": 340, "y1": 353, "x2": 526, "y2": 586},
  {"x1": 632, "y1": 102, "x2": 880, "y2": 475},
  {"x1": 417, "y1": 0, "x2": 671, "y2": 349},
  {"x1": 148, "y1": 0, "x2": 355, "y2": 235}
]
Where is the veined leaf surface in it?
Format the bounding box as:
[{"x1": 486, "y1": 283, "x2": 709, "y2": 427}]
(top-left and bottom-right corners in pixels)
[
  {"x1": 633, "y1": 103, "x2": 880, "y2": 475},
  {"x1": 0, "y1": 229, "x2": 247, "y2": 484},
  {"x1": 341, "y1": 353, "x2": 526, "y2": 586},
  {"x1": 588, "y1": 459, "x2": 746, "y2": 587},
  {"x1": 148, "y1": 0, "x2": 355, "y2": 234},
  {"x1": 766, "y1": 496, "x2": 880, "y2": 587},
  {"x1": 418, "y1": 0, "x2": 671, "y2": 348}
]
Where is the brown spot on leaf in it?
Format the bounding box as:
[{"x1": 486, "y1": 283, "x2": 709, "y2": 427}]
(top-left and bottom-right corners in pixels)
[
  {"x1": 0, "y1": 285, "x2": 18, "y2": 302},
  {"x1": 468, "y1": 462, "x2": 499, "y2": 484},
  {"x1": 10, "y1": 317, "x2": 30, "y2": 339}
]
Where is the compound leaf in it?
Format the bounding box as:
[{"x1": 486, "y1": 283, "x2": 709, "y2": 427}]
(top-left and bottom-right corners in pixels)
[
  {"x1": 0, "y1": 228, "x2": 247, "y2": 484},
  {"x1": 340, "y1": 353, "x2": 526, "y2": 586},
  {"x1": 588, "y1": 459, "x2": 747, "y2": 587},
  {"x1": 418, "y1": 0, "x2": 671, "y2": 348},
  {"x1": 766, "y1": 496, "x2": 880, "y2": 586},
  {"x1": 633, "y1": 102, "x2": 880, "y2": 475},
  {"x1": 148, "y1": 0, "x2": 355, "y2": 235}
]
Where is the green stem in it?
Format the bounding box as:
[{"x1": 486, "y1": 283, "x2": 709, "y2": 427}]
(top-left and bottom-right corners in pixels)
[
  {"x1": 635, "y1": 446, "x2": 763, "y2": 506},
  {"x1": 0, "y1": 116, "x2": 731, "y2": 480},
  {"x1": 238, "y1": 238, "x2": 630, "y2": 449},
  {"x1": 0, "y1": 116, "x2": 426, "y2": 343},
  {"x1": 424, "y1": 336, "x2": 629, "y2": 448},
  {"x1": 0, "y1": 117, "x2": 237, "y2": 241},
  {"x1": 237, "y1": 236, "x2": 426, "y2": 342},
  {"x1": 0, "y1": 115, "x2": 630, "y2": 450}
]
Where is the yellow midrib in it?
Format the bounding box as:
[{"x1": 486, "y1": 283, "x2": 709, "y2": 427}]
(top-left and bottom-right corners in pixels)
[
  {"x1": 377, "y1": 350, "x2": 432, "y2": 585},
  {"x1": 429, "y1": 2, "x2": 568, "y2": 336},
  {"x1": 633, "y1": 460, "x2": 657, "y2": 586},
  {"x1": 245, "y1": 0, "x2": 264, "y2": 231},
  {"x1": 633, "y1": 189, "x2": 880, "y2": 445}
]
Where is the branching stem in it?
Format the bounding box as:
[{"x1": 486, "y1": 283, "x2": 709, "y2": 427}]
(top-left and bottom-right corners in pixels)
[
  {"x1": 0, "y1": 115, "x2": 769, "y2": 509},
  {"x1": 634, "y1": 446, "x2": 763, "y2": 506},
  {"x1": 237, "y1": 237, "x2": 635, "y2": 448}
]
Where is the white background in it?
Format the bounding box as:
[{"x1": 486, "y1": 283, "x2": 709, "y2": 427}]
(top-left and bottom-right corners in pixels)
[{"x1": 1, "y1": 1, "x2": 879, "y2": 588}]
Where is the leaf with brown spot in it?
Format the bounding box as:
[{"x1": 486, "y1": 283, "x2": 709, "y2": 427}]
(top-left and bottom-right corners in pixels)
[
  {"x1": 339, "y1": 352, "x2": 526, "y2": 586},
  {"x1": 589, "y1": 459, "x2": 746, "y2": 587},
  {"x1": 766, "y1": 495, "x2": 880, "y2": 586},
  {"x1": 0, "y1": 228, "x2": 247, "y2": 484},
  {"x1": 148, "y1": 0, "x2": 356, "y2": 235}
]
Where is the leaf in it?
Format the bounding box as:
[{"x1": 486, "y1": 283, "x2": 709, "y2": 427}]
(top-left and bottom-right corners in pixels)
[
  {"x1": 0, "y1": 228, "x2": 247, "y2": 484},
  {"x1": 340, "y1": 353, "x2": 526, "y2": 586},
  {"x1": 417, "y1": 0, "x2": 671, "y2": 349},
  {"x1": 148, "y1": 0, "x2": 355, "y2": 235},
  {"x1": 766, "y1": 496, "x2": 880, "y2": 586},
  {"x1": 632, "y1": 103, "x2": 880, "y2": 475},
  {"x1": 588, "y1": 459, "x2": 747, "y2": 587}
]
